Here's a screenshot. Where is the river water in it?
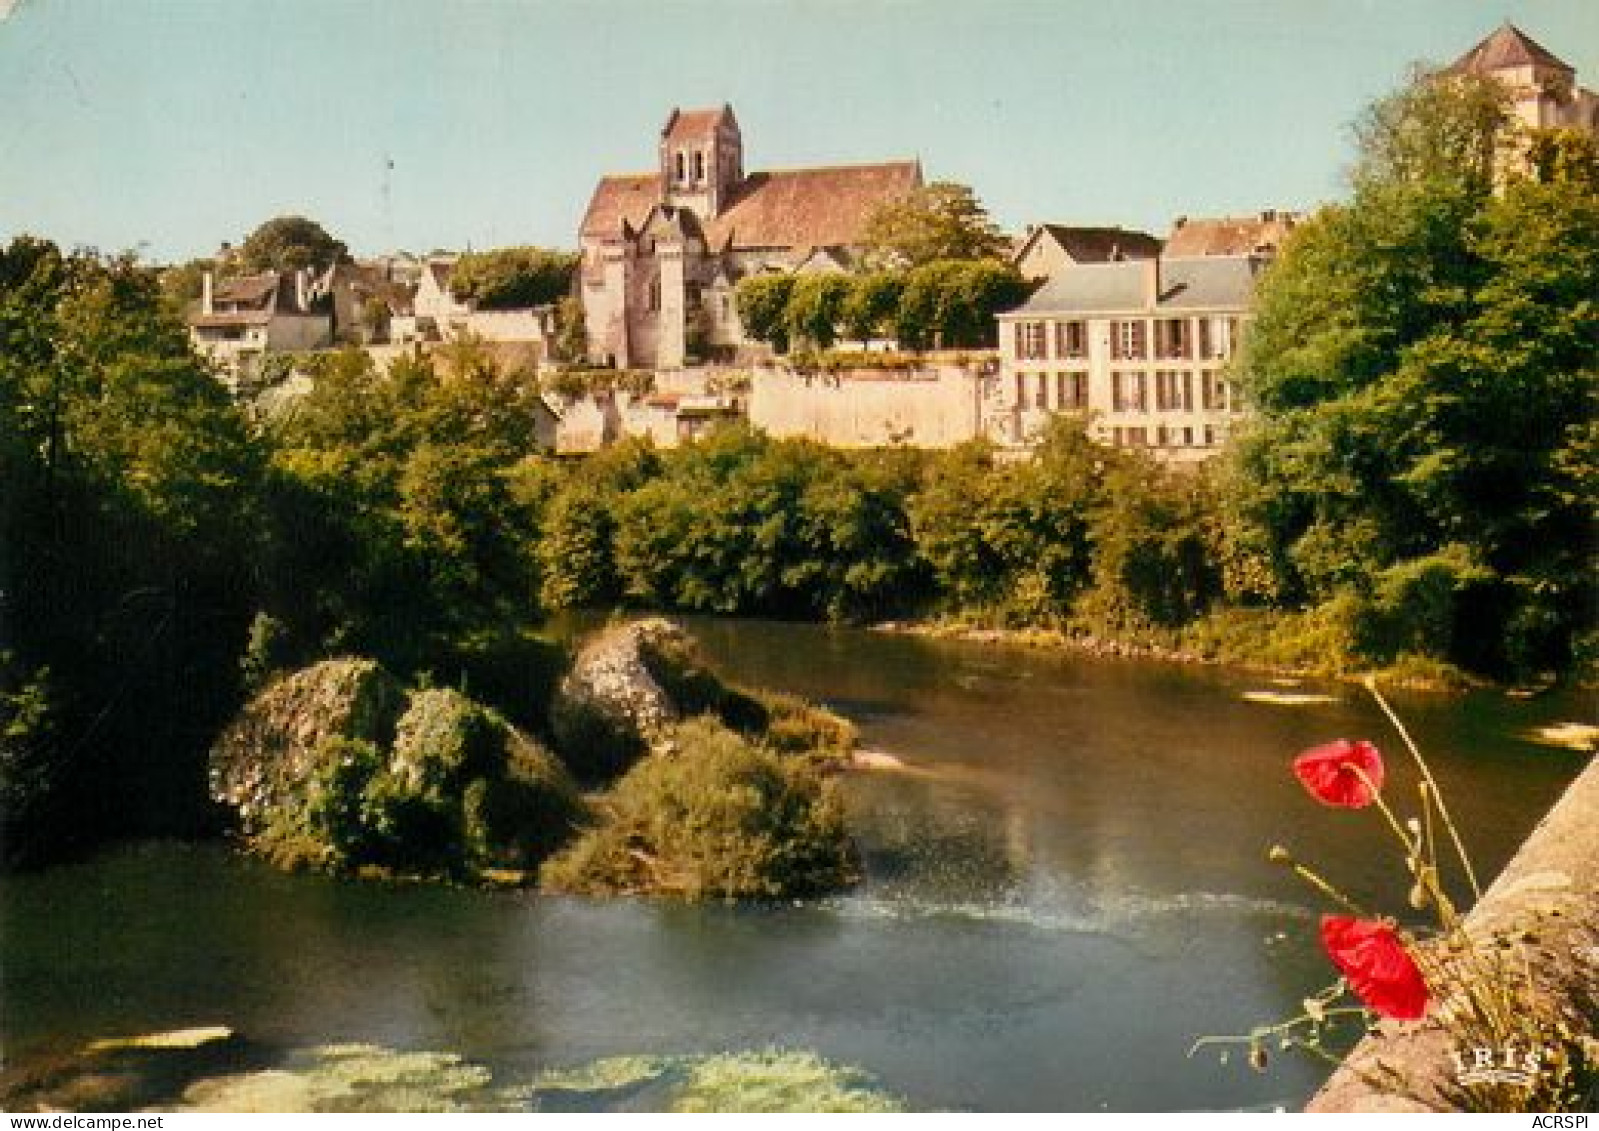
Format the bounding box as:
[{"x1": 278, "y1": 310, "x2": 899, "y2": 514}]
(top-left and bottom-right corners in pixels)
[{"x1": 2, "y1": 619, "x2": 1590, "y2": 1111}]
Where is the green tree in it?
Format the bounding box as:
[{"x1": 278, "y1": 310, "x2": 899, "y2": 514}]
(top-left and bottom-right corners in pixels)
[
  {"x1": 450, "y1": 247, "x2": 579, "y2": 310},
  {"x1": 784, "y1": 273, "x2": 851, "y2": 350},
  {"x1": 860, "y1": 181, "x2": 1009, "y2": 268},
  {"x1": 1232, "y1": 70, "x2": 1598, "y2": 676},
  {"x1": 733, "y1": 274, "x2": 795, "y2": 352},
  {"x1": 840, "y1": 271, "x2": 903, "y2": 345},
  {"x1": 239, "y1": 215, "x2": 349, "y2": 274},
  {"x1": 554, "y1": 294, "x2": 588, "y2": 362},
  {"x1": 0, "y1": 238, "x2": 264, "y2": 863},
  {"x1": 895, "y1": 259, "x2": 1028, "y2": 350}
]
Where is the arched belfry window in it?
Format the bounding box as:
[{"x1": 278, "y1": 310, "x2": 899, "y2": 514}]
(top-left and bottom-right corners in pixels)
[
  {"x1": 675, "y1": 151, "x2": 686, "y2": 184},
  {"x1": 694, "y1": 151, "x2": 705, "y2": 182}
]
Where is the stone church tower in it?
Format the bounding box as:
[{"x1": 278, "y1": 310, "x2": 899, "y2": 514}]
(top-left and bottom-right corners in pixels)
[
  {"x1": 659, "y1": 106, "x2": 744, "y2": 220},
  {"x1": 579, "y1": 105, "x2": 921, "y2": 371}
]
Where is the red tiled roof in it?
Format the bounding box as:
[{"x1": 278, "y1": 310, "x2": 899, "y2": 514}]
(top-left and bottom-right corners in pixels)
[
  {"x1": 580, "y1": 161, "x2": 921, "y2": 251},
  {"x1": 1163, "y1": 213, "x2": 1299, "y2": 257},
  {"x1": 581, "y1": 173, "x2": 662, "y2": 238},
  {"x1": 1450, "y1": 23, "x2": 1572, "y2": 75},
  {"x1": 1029, "y1": 224, "x2": 1161, "y2": 263},
  {"x1": 191, "y1": 310, "x2": 274, "y2": 328},
  {"x1": 213, "y1": 273, "x2": 279, "y2": 307},
  {"x1": 706, "y1": 162, "x2": 921, "y2": 250},
  {"x1": 662, "y1": 105, "x2": 734, "y2": 143}
]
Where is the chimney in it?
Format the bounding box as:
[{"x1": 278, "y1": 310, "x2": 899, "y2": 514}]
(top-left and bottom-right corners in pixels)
[
  {"x1": 1143, "y1": 257, "x2": 1162, "y2": 309},
  {"x1": 201, "y1": 270, "x2": 214, "y2": 316}
]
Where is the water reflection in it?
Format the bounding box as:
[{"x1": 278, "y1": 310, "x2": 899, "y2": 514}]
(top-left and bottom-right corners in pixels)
[{"x1": 2, "y1": 619, "x2": 1587, "y2": 1111}]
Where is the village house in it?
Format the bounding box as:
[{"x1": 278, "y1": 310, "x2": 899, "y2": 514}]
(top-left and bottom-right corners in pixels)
[
  {"x1": 1162, "y1": 210, "x2": 1301, "y2": 258},
  {"x1": 394, "y1": 254, "x2": 557, "y2": 355},
  {"x1": 578, "y1": 104, "x2": 922, "y2": 370},
  {"x1": 1011, "y1": 224, "x2": 1161, "y2": 283},
  {"x1": 1449, "y1": 23, "x2": 1598, "y2": 145},
  {"x1": 995, "y1": 254, "x2": 1263, "y2": 464},
  {"x1": 188, "y1": 269, "x2": 331, "y2": 386},
  {"x1": 312, "y1": 260, "x2": 418, "y2": 345}
]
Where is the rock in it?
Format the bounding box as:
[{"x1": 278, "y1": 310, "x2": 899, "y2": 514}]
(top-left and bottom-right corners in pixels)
[
  {"x1": 210, "y1": 661, "x2": 583, "y2": 881},
  {"x1": 551, "y1": 619, "x2": 857, "y2": 782},
  {"x1": 548, "y1": 619, "x2": 700, "y2": 779},
  {"x1": 210, "y1": 659, "x2": 405, "y2": 835}
]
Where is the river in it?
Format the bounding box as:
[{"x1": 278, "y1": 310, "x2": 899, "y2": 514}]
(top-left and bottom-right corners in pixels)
[{"x1": 2, "y1": 619, "x2": 1589, "y2": 1111}]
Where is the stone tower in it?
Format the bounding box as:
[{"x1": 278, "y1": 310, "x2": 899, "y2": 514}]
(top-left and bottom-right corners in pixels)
[{"x1": 658, "y1": 105, "x2": 744, "y2": 219}]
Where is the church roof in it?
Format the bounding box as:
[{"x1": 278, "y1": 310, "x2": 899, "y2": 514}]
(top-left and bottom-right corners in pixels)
[
  {"x1": 581, "y1": 173, "x2": 661, "y2": 239},
  {"x1": 1163, "y1": 212, "x2": 1299, "y2": 258},
  {"x1": 1450, "y1": 23, "x2": 1573, "y2": 75},
  {"x1": 705, "y1": 162, "x2": 921, "y2": 250},
  {"x1": 580, "y1": 161, "x2": 922, "y2": 251},
  {"x1": 662, "y1": 105, "x2": 736, "y2": 143}
]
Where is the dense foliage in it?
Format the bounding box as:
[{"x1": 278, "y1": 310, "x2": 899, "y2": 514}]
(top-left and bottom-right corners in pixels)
[
  {"x1": 735, "y1": 259, "x2": 1028, "y2": 353},
  {"x1": 1230, "y1": 75, "x2": 1599, "y2": 677},
  {"x1": 540, "y1": 716, "x2": 855, "y2": 899},
  {"x1": 858, "y1": 180, "x2": 1009, "y2": 267},
  {"x1": 448, "y1": 246, "x2": 579, "y2": 310},
  {"x1": 239, "y1": 215, "x2": 349, "y2": 274},
  {"x1": 0, "y1": 239, "x2": 264, "y2": 863}
]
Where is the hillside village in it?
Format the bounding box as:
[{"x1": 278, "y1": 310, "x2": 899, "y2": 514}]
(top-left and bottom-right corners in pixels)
[{"x1": 185, "y1": 22, "x2": 1595, "y2": 464}]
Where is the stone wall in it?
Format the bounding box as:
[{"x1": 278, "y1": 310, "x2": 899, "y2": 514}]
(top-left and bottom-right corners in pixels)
[
  {"x1": 748, "y1": 363, "x2": 997, "y2": 449},
  {"x1": 1307, "y1": 757, "x2": 1599, "y2": 1111}
]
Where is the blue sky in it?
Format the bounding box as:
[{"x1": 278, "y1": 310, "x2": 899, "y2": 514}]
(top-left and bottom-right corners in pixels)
[{"x1": 1, "y1": 0, "x2": 1595, "y2": 263}]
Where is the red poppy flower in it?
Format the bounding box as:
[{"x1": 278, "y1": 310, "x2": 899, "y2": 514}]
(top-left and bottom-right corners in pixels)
[
  {"x1": 1293, "y1": 739, "x2": 1385, "y2": 808},
  {"x1": 1320, "y1": 915, "x2": 1429, "y2": 1020}
]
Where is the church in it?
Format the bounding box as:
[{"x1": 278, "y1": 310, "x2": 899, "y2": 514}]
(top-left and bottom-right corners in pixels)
[{"x1": 578, "y1": 105, "x2": 921, "y2": 369}]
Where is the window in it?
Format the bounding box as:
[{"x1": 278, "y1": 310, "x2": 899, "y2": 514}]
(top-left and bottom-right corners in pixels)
[
  {"x1": 694, "y1": 151, "x2": 706, "y2": 182},
  {"x1": 1112, "y1": 371, "x2": 1147, "y2": 412},
  {"x1": 1182, "y1": 371, "x2": 1194, "y2": 411},
  {"x1": 1182, "y1": 426, "x2": 1194, "y2": 446},
  {"x1": 1016, "y1": 320, "x2": 1047, "y2": 360},
  {"x1": 1199, "y1": 317, "x2": 1236, "y2": 360},
  {"x1": 1201, "y1": 370, "x2": 1224, "y2": 411},
  {"x1": 1204, "y1": 424, "x2": 1217, "y2": 447},
  {"x1": 674, "y1": 151, "x2": 686, "y2": 184},
  {"x1": 1111, "y1": 320, "x2": 1146, "y2": 361},
  {"x1": 1036, "y1": 373, "x2": 1048, "y2": 410},
  {"x1": 1054, "y1": 320, "x2": 1087, "y2": 359},
  {"x1": 648, "y1": 278, "x2": 661, "y2": 311},
  {"x1": 1015, "y1": 372, "x2": 1026, "y2": 407},
  {"x1": 1156, "y1": 425, "x2": 1170, "y2": 446},
  {"x1": 1055, "y1": 372, "x2": 1087, "y2": 410},
  {"x1": 1126, "y1": 427, "x2": 1148, "y2": 447},
  {"x1": 1155, "y1": 318, "x2": 1191, "y2": 360},
  {"x1": 1156, "y1": 371, "x2": 1184, "y2": 411}
]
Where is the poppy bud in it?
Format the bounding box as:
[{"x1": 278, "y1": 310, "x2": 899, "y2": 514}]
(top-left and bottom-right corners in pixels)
[
  {"x1": 1408, "y1": 883, "x2": 1429, "y2": 910},
  {"x1": 1249, "y1": 1045, "x2": 1269, "y2": 1072}
]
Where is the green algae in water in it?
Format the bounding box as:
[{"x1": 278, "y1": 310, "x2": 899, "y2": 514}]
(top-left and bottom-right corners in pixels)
[
  {"x1": 673, "y1": 1050, "x2": 905, "y2": 1113},
  {"x1": 171, "y1": 1044, "x2": 506, "y2": 1113},
  {"x1": 527, "y1": 1049, "x2": 906, "y2": 1113}
]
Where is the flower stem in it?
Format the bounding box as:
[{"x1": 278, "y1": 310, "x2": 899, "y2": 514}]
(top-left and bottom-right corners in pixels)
[{"x1": 1364, "y1": 678, "x2": 1482, "y2": 901}]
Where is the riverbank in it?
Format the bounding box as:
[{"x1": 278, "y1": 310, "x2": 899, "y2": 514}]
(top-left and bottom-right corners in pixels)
[{"x1": 869, "y1": 615, "x2": 1507, "y2": 696}]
